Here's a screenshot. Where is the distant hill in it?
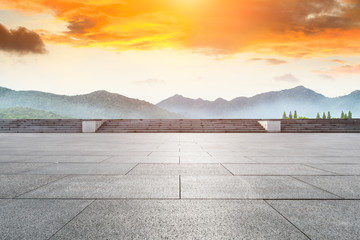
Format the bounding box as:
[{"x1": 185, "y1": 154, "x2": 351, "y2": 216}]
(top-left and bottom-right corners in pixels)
[
  {"x1": 0, "y1": 107, "x2": 67, "y2": 119},
  {"x1": 0, "y1": 87, "x2": 182, "y2": 119},
  {"x1": 157, "y1": 86, "x2": 360, "y2": 118}
]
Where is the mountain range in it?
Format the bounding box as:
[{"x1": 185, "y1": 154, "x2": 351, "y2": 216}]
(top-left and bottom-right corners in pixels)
[
  {"x1": 0, "y1": 107, "x2": 67, "y2": 119},
  {"x1": 0, "y1": 86, "x2": 358, "y2": 119},
  {"x1": 157, "y1": 86, "x2": 360, "y2": 118},
  {"x1": 0, "y1": 87, "x2": 181, "y2": 119}
]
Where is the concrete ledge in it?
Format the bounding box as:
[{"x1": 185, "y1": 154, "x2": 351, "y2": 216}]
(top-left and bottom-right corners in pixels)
[
  {"x1": 258, "y1": 121, "x2": 281, "y2": 132},
  {"x1": 82, "y1": 120, "x2": 105, "y2": 133}
]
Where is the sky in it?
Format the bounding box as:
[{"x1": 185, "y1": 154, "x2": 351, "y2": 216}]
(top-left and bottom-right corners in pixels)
[{"x1": 0, "y1": 0, "x2": 360, "y2": 104}]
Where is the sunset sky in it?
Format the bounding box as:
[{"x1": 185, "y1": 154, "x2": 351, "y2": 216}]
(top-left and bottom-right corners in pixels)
[{"x1": 1, "y1": 0, "x2": 360, "y2": 103}]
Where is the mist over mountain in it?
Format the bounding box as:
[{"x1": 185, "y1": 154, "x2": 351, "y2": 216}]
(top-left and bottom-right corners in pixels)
[
  {"x1": 1, "y1": 86, "x2": 358, "y2": 119},
  {"x1": 157, "y1": 86, "x2": 360, "y2": 118},
  {"x1": 0, "y1": 87, "x2": 182, "y2": 119},
  {"x1": 0, "y1": 107, "x2": 67, "y2": 119}
]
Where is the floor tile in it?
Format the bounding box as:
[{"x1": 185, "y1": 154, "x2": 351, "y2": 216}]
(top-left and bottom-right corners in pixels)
[
  {"x1": 21, "y1": 175, "x2": 179, "y2": 199},
  {"x1": 0, "y1": 175, "x2": 65, "y2": 198},
  {"x1": 128, "y1": 164, "x2": 231, "y2": 176},
  {"x1": 26, "y1": 163, "x2": 135, "y2": 175},
  {"x1": 51, "y1": 200, "x2": 308, "y2": 240},
  {"x1": 181, "y1": 176, "x2": 339, "y2": 199},
  {"x1": 268, "y1": 200, "x2": 360, "y2": 240},
  {"x1": 0, "y1": 199, "x2": 91, "y2": 240}
]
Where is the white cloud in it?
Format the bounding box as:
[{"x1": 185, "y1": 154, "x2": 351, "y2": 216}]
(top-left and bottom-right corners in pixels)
[{"x1": 274, "y1": 73, "x2": 300, "y2": 83}]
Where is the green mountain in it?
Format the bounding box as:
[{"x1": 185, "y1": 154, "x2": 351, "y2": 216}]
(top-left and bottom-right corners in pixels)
[
  {"x1": 157, "y1": 86, "x2": 360, "y2": 118},
  {"x1": 0, "y1": 107, "x2": 67, "y2": 119},
  {"x1": 0, "y1": 87, "x2": 182, "y2": 119}
]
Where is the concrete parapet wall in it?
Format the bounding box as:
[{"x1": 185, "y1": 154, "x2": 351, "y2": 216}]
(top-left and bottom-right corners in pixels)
[
  {"x1": 258, "y1": 121, "x2": 281, "y2": 132},
  {"x1": 0, "y1": 119, "x2": 359, "y2": 133},
  {"x1": 0, "y1": 119, "x2": 83, "y2": 133},
  {"x1": 82, "y1": 120, "x2": 105, "y2": 133},
  {"x1": 281, "y1": 119, "x2": 360, "y2": 133}
]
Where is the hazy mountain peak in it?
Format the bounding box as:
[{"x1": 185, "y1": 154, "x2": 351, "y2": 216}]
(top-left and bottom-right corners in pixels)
[
  {"x1": 158, "y1": 94, "x2": 193, "y2": 105},
  {"x1": 293, "y1": 85, "x2": 306, "y2": 89},
  {"x1": 349, "y1": 90, "x2": 360, "y2": 95},
  {"x1": 215, "y1": 97, "x2": 227, "y2": 103},
  {"x1": 289, "y1": 85, "x2": 318, "y2": 94},
  {"x1": 88, "y1": 90, "x2": 113, "y2": 96},
  {"x1": 0, "y1": 86, "x2": 182, "y2": 119},
  {"x1": 157, "y1": 86, "x2": 358, "y2": 118},
  {"x1": 0, "y1": 86, "x2": 13, "y2": 94},
  {"x1": 92, "y1": 90, "x2": 109, "y2": 93}
]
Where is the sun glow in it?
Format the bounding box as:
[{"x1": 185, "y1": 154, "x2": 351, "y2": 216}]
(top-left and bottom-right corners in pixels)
[
  {"x1": 1, "y1": 0, "x2": 360, "y2": 57},
  {"x1": 171, "y1": 0, "x2": 209, "y2": 8}
]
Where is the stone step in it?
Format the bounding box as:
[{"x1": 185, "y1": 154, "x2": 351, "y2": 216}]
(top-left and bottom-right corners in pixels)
[
  {"x1": 97, "y1": 119, "x2": 266, "y2": 133},
  {"x1": 1, "y1": 119, "x2": 359, "y2": 133}
]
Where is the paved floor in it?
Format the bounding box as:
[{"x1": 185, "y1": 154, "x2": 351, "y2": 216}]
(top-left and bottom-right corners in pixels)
[{"x1": 1, "y1": 133, "x2": 360, "y2": 239}]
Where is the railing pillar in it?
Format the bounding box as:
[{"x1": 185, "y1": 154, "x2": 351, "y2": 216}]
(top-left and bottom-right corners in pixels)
[
  {"x1": 82, "y1": 120, "x2": 105, "y2": 133},
  {"x1": 258, "y1": 121, "x2": 281, "y2": 132}
]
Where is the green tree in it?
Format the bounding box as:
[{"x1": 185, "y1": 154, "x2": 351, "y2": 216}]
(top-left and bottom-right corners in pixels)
[
  {"x1": 348, "y1": 111, "x2": 352, "y2": 119},
  {"x1": 345, "y1": 114, "x2": 348, "y2": 119},
  {"x1": 294, "y1": 110, "x2": 298, "y2": 119},
  {"x1": 289, "y1": 111, "x2": 293, "y2": 119},
  {"x1": 341, "y1": 111, "x2": 345, "y2": 119},
  {"x1": 322, "y1": 112, "x2": 326, "y2": 119},
  {"x1": 316, "y1": 113, "x2": 320, "y2": 119},
  {"x1": 327, "y1": 111, "x2": 331, "y2": 119},
  {"x1": 282, "y1": 112, "x2": 287, "y2": 119}
]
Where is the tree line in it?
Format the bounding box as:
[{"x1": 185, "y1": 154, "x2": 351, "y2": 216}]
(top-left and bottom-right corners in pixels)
[{"x1": 282, "y1": 110, "x2": 353, "y2": 119}]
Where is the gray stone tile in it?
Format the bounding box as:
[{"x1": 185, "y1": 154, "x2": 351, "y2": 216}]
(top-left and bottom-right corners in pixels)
[
  {"x1": 247, "y1": 156, "x2": 333, "y2": 164},
  {"x1": 181, "y1": 176, "x2": 339, "y2": 199},
  {"x1": 1, "y1": 133, "x2": 360, "y2": 239},
  {"x1": 268, "y1": 200, "x2": 360, "y2": 240},
  {"x1": 0, "y1": 175, "x2": 65, "y2": 198},
  {"x1": 147, "y1": 152, "x2": 179, "y2": 157},
  {"x1": 307, "y1": 164, "x2": 360, "y2": 175},
  {"x1": 179, "y1": 152, "x2": 210, "y2": 157},
  {"x1": 25, "y1": 163, "x2": 135, "y2": 175},
  {"x1": 21, "y1": 175, "x2": 179, "y2": 199},
  {"x1": 103, "y1": 156, "x2": 179, "y2": 164},
  {"x1": 295, "y1": 176, "x2": 360, "y2": 198},
  {"x1": 96, "y1": 151, "x2": 152, "y2": 157},
  {"x1": 149, "y1": 151, "x2": 210, "y2": 157},
  {"x1": 128, "y1": 164, "x2": 231, "y2": 176},
  {"x1": 158, "y1": 146, "x2": 180, "y2": 151},
  {"x1": 209, "y1": 151, "x2": 271, "y2": 157},
  {"x1": 223, "y1": 164, "x2": 333, "y2": 175},
  {"x1": 24, "y1": 155, "x2": 111, "y2": 163},
  {"x1": 0, "y1": 199, "x2": 10, "y2": 206},
  {"x1": 180, "y1": 156, "x2": 256, "y2": 163},
  {"x1": 317, "y1": 157, "x2": 360, "y2": 164},
  {"x1": 29, "y1": 150, "x2": 96, "y2": 156},
  {"x1": 51, "y1": 200, "x2": 308, "y2": 240},
  {"x1": 0, "y1": 199, "x2": 91, "y2": 240},
  {"x1": 0, "y1": 155, "x2": 42, "y2": 163},
  {"x1": 0, "y1": 163, "x2": 51, "y2": 174}
]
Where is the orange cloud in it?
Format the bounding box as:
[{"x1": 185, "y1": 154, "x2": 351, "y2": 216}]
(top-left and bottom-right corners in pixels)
[
  {"x1": 332, "y1": 59, "x2": 348, "y2": 64},
  {"x1": 248, "y1": 58, "x2": 288, "y2": 65},
  {"x1": 0, "y1": 23, "x2": 46, "y2": 54},
  {"x1": 1, "y1": 0, "x2": 360, "y2": 57},
  {"x1": 314, "y1": 64, "x2": 360, "y2": 76}
]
